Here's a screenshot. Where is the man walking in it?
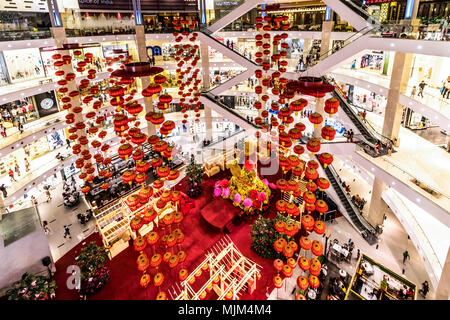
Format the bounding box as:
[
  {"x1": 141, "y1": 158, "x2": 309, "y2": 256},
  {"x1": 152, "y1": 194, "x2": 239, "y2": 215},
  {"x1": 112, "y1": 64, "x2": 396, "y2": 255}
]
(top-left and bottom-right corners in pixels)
[
  {"x1": 418, "y1": 81, "x2": 426, "y2": 98},
  {"x1": 402, "y1": 250, "x2": 410, "y2": 264},
  {"x1": 63, "y1": 225, "x2": 72, "y2": 239}
]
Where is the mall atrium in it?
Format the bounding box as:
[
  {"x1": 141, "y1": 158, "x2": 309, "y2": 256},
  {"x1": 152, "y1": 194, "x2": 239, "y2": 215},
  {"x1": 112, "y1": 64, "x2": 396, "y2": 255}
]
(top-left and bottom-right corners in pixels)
[{"x1": 0, "y1": 0, "x2": 448, "y2": 302}]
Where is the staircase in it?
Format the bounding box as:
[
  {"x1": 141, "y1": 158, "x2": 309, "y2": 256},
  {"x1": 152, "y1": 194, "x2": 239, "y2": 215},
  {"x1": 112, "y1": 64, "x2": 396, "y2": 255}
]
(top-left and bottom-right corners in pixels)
[{"x1": 318, "y1": 158, "x2": 378, "y2": 245}]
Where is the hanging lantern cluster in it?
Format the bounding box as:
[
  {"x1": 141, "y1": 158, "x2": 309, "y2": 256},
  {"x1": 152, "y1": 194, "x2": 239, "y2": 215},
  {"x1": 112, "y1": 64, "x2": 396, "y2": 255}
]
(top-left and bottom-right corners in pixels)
[{"x1": 51, "y1": 43, "x2": 126, "y2": 192}]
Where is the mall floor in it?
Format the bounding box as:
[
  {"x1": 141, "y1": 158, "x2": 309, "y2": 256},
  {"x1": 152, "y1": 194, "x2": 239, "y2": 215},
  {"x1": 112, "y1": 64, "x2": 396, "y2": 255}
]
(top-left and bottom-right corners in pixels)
[
  {"x1": 360, "y1": 110, "x2": 450, "y2": 212},
  {"x1": 333, "y1": 67, "x2": 450, "y2": 118}
]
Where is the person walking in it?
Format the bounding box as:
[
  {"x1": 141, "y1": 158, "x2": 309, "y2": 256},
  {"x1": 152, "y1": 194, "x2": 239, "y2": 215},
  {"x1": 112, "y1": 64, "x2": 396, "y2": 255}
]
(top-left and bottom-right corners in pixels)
[
  {"x1": 31, "y1": 195, "x2": 37, "y2": 206},
  {"x1": 45, "y1": 189, "x2": 52, "y2": 202},
  {"x1": 63, "y1": 225, "x2": 72, "y2": 239},
  {"x1": 419, "y1": 281, "x2": 429, "y2": 298},
  {"x1": 43, "y1": 221, "x2": 50, "y2": 235},
  {"x1": 18, "y1": 121, "x2": 24, "y2": 134},
  {"x1": 24, "y1": 157, "x2": 30, "y2": 172},
  {"x1": 387, "y1": 142, "x2": 393, "y2": 156},
  {"x1": 411, "y1": 86, "x2": 417, "y2": 99},
  {"x1": 14, "y1": 163, "x2": 20, "y2": 176},
  {"x1": 66, "y1": 138, "x2": 71, "y2": 148},
  {"x1": 0, "y1": 184, "x2": 7, "y2": 198},
  {"x1": 8, "y1": 168, "x2": 16, "y2": 182},
  {"x1": 418, "y1": 81, "x2": 426, "y2": 98},
  {"x1": 402, "y1": 250, "x2": 410, "y2": 264}
]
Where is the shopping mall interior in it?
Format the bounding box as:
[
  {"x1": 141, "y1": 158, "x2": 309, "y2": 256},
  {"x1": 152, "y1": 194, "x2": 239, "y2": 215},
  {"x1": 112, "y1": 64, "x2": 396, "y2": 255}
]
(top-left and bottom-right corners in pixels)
[{"x1": 0, "y1": 0, "x2": 448, "y2": 302}]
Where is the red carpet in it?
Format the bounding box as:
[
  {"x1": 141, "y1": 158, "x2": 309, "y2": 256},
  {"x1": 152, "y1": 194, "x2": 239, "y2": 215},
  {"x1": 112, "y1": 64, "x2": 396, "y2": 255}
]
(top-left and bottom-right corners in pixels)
[
  {"x1": 53, "y1": 170, "x2": 276, "y2": 300},
  {"x1": 200, "y1": 196, "x2": 237, "y2": 232}
]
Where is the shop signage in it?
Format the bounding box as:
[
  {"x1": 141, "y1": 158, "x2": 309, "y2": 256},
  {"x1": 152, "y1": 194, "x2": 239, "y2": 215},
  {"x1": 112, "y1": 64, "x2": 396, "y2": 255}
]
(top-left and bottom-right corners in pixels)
[
  {"x1": 146, "y1": 46, "x2": 162, "y2": 56},
  {"x1": 214, "y1": 1, "x2": 240, "y2": 8},
  {"x1": 364, "y1": 0, "x2": 395, "y2": 4},
  {"x1": 34, "y1": 91, "x2": 59, "y2": 118},
  {"x1": 78, "y1": 0, "x2": 197, "y2": 11}
]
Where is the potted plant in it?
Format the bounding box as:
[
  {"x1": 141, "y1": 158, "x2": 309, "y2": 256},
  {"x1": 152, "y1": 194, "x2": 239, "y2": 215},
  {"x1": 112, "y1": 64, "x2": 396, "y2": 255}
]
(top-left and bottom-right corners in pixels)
[
  {"x1": 75, "y1": 242, "x2": 110, "y2": 297},
  {"x1": 6, "y1": 272, "x2": 56, "y2": 300},
  {"x1": 185, "y1": 162, "x2": 204, "y2": 198}
]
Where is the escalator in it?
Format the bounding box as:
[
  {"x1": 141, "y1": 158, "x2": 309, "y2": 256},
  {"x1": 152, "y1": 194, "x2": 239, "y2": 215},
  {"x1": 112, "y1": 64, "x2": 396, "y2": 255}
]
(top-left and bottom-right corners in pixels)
[
  {"x1": 302, "y1": 25, "x2": 375, "y2": 76},
  {"x1": 199, "y1": 28, "x2": 257, "y2": 69},
  {"x1": 201, "y1": 92, "x2": 260, "y2": 130},
  {"x1": 323, "y1": 0, "x2": 377, "y2": 31},
  {"x1": 317, "y1": 158, "x2": 378, "y2": 245},
  {"x1": 331, "y1": 81, "x2": 394, "y2": 157}
]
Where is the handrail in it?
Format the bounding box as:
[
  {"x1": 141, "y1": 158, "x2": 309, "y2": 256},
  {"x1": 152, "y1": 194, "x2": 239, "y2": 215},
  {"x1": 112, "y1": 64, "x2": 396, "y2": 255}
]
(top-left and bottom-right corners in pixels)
[
  {"x1": 200, "y1": 27, "x2": 257, "y2": 66},
  {"x1": 325, "y1": 161, "x2": 377, "y2": 234},
  {"x1": 202, "y1": 92, "x2": 260, "y2": 129},
  {"x1": 309, "y1": 26, "x2": 374, "y2": 67},
  {"x1": 376, "y1": 154, "x2": 450, "y2": 200},
  {"x1": 384, "y1": 188, "x2": 443, "y2": 272},
  {"x1": 207, "y1": 68, "x2": 250, "y2": 92},
  {"x1": 206, "y1": 128, "x2": 245, "y2": 148},
  {"x1": 328, "y1": 76, "x2": 394, "y2": 145}
]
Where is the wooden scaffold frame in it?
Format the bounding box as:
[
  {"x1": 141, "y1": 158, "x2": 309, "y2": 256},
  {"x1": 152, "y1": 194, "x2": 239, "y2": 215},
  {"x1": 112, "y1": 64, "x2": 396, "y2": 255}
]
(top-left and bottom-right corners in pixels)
[{"x1": 168, "y1": 235, "x2": 262, "y2": 300}]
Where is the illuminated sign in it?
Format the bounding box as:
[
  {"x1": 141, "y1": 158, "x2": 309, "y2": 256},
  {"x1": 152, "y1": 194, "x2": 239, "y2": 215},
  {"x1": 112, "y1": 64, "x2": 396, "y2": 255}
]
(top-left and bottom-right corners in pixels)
[
  {"x1": 364, "y1": 0, "x2": 395, "y2": 4},
  {"x1": 78, "y1": 0, "x2": 198, "y2": 11}
]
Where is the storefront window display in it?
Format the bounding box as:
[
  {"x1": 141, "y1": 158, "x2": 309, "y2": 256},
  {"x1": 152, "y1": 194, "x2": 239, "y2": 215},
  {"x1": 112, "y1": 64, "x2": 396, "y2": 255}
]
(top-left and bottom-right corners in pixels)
[
  {"x1": 63, "y1": 12, "x2": 136, "y2": 36},
  {"x1": 143, "y1": 13, "x2": 199, "y2": 33},
  {"x1": 360, "y1": 52, "x2": 384, "y2": 71},
  {"x1": 29, "y1": 136, "x2": 51, "y2": 160},
  {"x1": 403, "y1": 108, "x2": 430, "y2": 130},
  {"x1": 47, "y1": 129, "x2": 66, "y2": 150},
  {"x1": 0, "y1": 98, "x2": 38, "y2": 130},
  {"x1": 0, "y1": 53, "x2": 9, "y2": 87},
  {"x1": 2, "y1": 48, "x2": 45, "y2": 83}
]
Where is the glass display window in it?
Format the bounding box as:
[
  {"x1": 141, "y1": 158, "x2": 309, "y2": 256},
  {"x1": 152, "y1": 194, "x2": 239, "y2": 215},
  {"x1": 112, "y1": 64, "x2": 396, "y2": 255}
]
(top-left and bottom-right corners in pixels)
[{"x1": 2, "y1": 48, "x2": 45, "y2": 83}]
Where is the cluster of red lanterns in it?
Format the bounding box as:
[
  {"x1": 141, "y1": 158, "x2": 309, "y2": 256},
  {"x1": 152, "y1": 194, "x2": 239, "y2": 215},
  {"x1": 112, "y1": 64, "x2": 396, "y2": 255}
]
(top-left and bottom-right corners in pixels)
[
  {"x1": 51, "y1": 45, "x2": 130, "y2": 193},
  {"x1": 170, "y1": 19, "x2": 203, "y2": 126},
  {"x1": 131, "y1": 189, "x2": 189, "y2": 300}
]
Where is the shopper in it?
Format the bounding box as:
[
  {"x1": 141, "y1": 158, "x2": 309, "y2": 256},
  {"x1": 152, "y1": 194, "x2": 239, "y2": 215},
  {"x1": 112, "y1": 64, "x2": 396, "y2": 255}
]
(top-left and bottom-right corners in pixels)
[
  {"x1": 410, "y1": 86, "x2": 417, "y2": 99},
  {"x1": 402, "y1": 250, "x2": 410, "y2": 264},
  {"x1": 387, "y1": 142, "x2": 393, "y2": 156},
  {"x1": 0, "y1": 184, "x2": 7, "y2": 198},
  {"x1": 24, "y1": 158, "x2": 30, "y2": 172},
  {"x1": 31, "y1": 195, "x2": 37, "y2": 206},
  {"x1": 8, "y1": 168, "x2": 17, "y2": 182},
  {"x1": 419, "y1": 281, "x2": 429, "y2": 298},
  {"x1": 440, "y1": 16, "x2": 449, "y2": 40},
  {"x1": 43, "y1": 221, "x2": 50, "y2": 235},
  {"x1": 45, "y1": 189, "x2": 52, "y2": 202},
  {"x1": 66, "y1": 138, "x2": 71, "y2": 148},
  {"x1": 418, "y1": 80, "x2": 426, "y2": 98},
  {"x1": 63, "y1": 225, "x2": 72, "y2": 239},
  {"x1": 14, "y1": 163, "x2": 20, "y2": 177},
  {"x1": 18, "y1": 121, "x2": 24, "y2": 134}
]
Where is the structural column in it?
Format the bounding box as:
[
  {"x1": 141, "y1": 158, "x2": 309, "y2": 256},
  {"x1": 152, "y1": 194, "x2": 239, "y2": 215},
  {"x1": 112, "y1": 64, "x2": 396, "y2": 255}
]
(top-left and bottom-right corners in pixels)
[
  {"x1": 435, "y1": 247, "x2": 450, "y2": 300},
  {"x1": 303, "y1": 38, "x2": 313, "y2": 55},
  {"x1": 367, "y1": 177, "x2": 388, "y2": 228},
  {"x1": 200, "y1": 43, "x2": 213, "y2": 141},
  {"x1": 313, "y1": 98, "x2": 325, "y2": 139},
  {"x1": 135, "y1": 24, "x2": 156, "y2": 135},
  {"x1": 382, "y1": 52, "x2": 413, "y2": 147},
  {"x1": 319, "y1": 20, "x2": 334, "y2": 59},
  {"x1": 200, "y1": 43, "x2": 211, "y2": 90}
]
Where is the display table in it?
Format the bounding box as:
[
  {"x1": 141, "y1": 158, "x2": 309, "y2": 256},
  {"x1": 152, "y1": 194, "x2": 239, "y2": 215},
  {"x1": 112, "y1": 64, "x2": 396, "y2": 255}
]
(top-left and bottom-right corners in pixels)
[
  {"x1": 200, "y1": 197, "x2": 238, "y2": 232},
  {"x1": 332, "y1": 243, "x2": 349, "y2": 257}
]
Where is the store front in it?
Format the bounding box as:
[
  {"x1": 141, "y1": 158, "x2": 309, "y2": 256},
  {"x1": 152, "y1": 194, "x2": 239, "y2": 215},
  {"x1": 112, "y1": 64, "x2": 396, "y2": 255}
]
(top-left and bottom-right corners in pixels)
[
  {"x1": 2, "y1": 48, "x2": 45, "y2": 83},
  {"x1": 364, "y1": 0, "x2": 408, "y2": 23},
  {"x1": 409, "y1": 54, "x2": 450, "y2": 89},
  {"x1": 0, "y1": 97, "x2": 38, "y2": 129},
  {"x1": 403, "y1": 107, "x2": 430, "y2": 129}
]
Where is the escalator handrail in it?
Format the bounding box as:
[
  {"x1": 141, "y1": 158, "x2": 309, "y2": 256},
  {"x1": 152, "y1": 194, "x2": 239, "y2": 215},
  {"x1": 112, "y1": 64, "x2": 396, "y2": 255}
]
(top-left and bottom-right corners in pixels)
[
  {"x1": 206, "y1": 128, "x2": 245, "y2": 148},
  {"x1": 322, "y1": 160, "x2": 377, "y2": 234},
  {"x1": 331, "y1": 81, "x2": 394, "y2": 145},
  {"x1": 202, "y1": 92, "x2": 260, "y2": 129},
  {"x1": 199, "y1": 27, "x2": 258, "y2": 66},
  {"x1": 206, "y1": 68, "x2": 250, "y2": 93},
  {"x1": 315, "y1": 25, "x2": 374, "y2": 64}
]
